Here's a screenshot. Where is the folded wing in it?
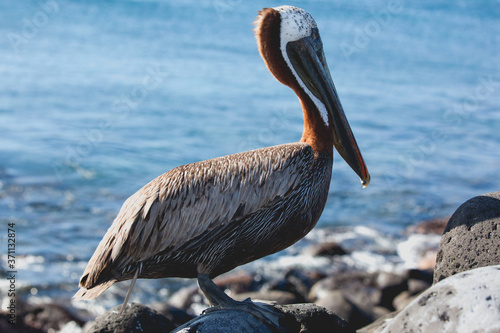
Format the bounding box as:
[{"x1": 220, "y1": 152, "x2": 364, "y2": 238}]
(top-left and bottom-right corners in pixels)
[{"x1": 76, "y1": 142, "x2": 314, "y2": 299}]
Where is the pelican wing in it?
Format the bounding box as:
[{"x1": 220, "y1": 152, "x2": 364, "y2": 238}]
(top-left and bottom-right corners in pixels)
[{"x1": 77, "y1": 143, "x2": 314, "y2": 294}]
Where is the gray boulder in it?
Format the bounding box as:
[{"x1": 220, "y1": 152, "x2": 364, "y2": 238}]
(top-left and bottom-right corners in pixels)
[
  {"x1": 374, "y1": 265, "x2": 500, "y2": 333},
  {"x1": 434, "y1": 191, "x2": 500, "y2": 283}
]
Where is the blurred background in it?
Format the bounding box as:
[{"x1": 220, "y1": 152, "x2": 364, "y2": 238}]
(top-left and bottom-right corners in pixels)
[{"x1": 0, "y1": 0, "x2": 499, "y2": 319}]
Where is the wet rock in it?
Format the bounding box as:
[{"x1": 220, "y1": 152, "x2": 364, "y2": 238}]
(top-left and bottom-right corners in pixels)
[
  {"x1": 371, "y1": 306, "x2": 391, "y2": 319},
  {"x1": 375, "y1": 265, "x2": 500, "y2": 333},
  {"x1": 214, "y1": 272, "x2": 261, "y2": 294},
  {"x1": 0, "y1": 313, "x2": 44, "y2": 333},
  {"x1": 306, "y1": 242, "x2": 348, "y2": 257},
  {"x1": 310, "y1": 271, "x2": 407, "y2": 311},
  {"x1": 276, "y1": 303, "x2": 355, "y2": 333},
  {"x1": 309, "y1": 272, "x2": 377, "y2": 302},
  {"x1": 376, "y1": 272, "x2": 408, "y2": 311},
  {"x1": 408, "y1": 269, "x2": 433, "y2": 284},
  {"x1": 313, "y1": 290, "x2": 351, "y2": 321},
  {"x1": 407, "y1": 217, "x2": 448, "y2": 235},
  {"x1": 172, "y1": 302, "x2": 354, "y2": 333},
  {"x1": 314, "y1": 290, "x2": 374, "y2": 329},
  {"x1": 434, "y1": 191, "x2": 500, "y2": 283},
  {"x1": 85, "y1": 303, "x2": 175, "y2": 333},
  {"x1": 23, "y1": 302, "x2": 85, "y2": 332},
  {"x1": 387, "y1": 270, "x2": 431, "y2": 312},
  {"x1": 234, "y1": 290, "x2": 299, "y2": 305},
  {"x1": 407, "y1": 278, "x2": 430, "y2": 296},
  {"x1": 172, "y1": 306, "x2": 281, "y2": 333},
  {"x1": 308, "y1": 271, "x2": 408, "y2": 329},
  {"x1": 356, "y1": 310, "x2": 401, "y2": 333},
  {"x1": 407, "y1": 269, "x2": 432, "y2": 295},
  {"x1": 167, "y1": 284, "x2": 204, "y2": 314},
  {"x1": 264, "y1": 269, "x2": 316, "y2": 302},
  {"x1": 392, "y1": 291, "x2": 415, "y2": 311},
  {"x1": 375, "y1": 271, "x2": 407, "y2": 289},
  {"x1": 150, "y1": 303, "x2": 193, "y2": 328},
  {"x1": 307, "y1": 268, "x2": 436, "y2": 330}
]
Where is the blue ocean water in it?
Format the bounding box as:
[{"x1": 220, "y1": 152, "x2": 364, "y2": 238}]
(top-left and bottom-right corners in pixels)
[{"x1": 0, "y1": 0, "x2": 499, "y2": 312}]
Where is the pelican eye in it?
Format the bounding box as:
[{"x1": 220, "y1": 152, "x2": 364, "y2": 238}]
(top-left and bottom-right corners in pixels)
[{"x1": 311, "y1": 28, "x2": 319, "y2": 40}]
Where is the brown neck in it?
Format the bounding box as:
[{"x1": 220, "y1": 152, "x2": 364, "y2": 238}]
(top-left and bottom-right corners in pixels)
[
  {"x1": 297, "y1": 93, "x2": 333, "y2": 156},
  {"x1": 255, "y1": 8, "x2": 333, "y2": 157}
]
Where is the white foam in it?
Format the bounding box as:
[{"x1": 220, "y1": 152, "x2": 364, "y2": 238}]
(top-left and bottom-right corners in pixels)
[{"x1": 397, "y1": 233, "x2": 441, "y2": 268}]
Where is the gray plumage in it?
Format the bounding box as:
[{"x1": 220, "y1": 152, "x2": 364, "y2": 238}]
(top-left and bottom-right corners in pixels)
[{"x1": 75, "y1": 142, "x2": 332, "y2": 300}]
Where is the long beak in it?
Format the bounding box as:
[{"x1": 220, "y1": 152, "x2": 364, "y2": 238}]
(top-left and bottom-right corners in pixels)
[{"x1": 286, "y1": 29, "x2": 370, "y2": 187}]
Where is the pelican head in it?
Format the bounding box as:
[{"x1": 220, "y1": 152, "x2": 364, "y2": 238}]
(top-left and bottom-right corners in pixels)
[{"x1": 255, "y1": 6, "x2": 370, "y2": 187}]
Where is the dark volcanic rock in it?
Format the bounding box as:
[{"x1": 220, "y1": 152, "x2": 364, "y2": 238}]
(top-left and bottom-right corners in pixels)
[
  {"x1": 234, "y1": 290, "x2": 300, "y2": 305},
  {"x1": 392, "y1": 291, "x2": 415, "y2": 311},
  {"x1": 23, "y1": 302, "x2": 85, "y2": 332},
  {"x1": 171, "y1": 306, "x2": 281, "y2": 333},
  {"x1": 1, "y1": 299, "x2": 85, "y2": 333},
  {"x1": 356, "y1": 311, "x2": 398, "y2": 333},
  {"x1": 309, "y1": 272, "x2": 379, "y2": 303},
  {"x1": 308, "y1": 271, "x2": 411, "y2": 329},
  {"x1": 306, "y1": 242, "x2": 348, "y2": 257},
  {"x1": 0, "y1": 313, "x2": 45, "y2": 333},
  {"x1": 405, "y1": 269, "x2": 432, "y2": 300},
  {"x1": 407, "y1": 217, "x2": 448, "y2": 235},
  {"x1": 152, "y1": 303, "x2": 194, "y2": 328},
  {"x1": 86, "y1": 303, "x2": 176, "y2": 333},
  {"x1": 376, "y1": 271, "x2": 408, "y2": 311},
  {"x1": 214, "y1": 272, "x2": 261, "y2": 294},
  {"x1": 167, "y1": 284, "x2": 204, "y2": 314},
  {"x1": 264, "y1": 269, "x2": 317, "y2": 303},
  {"x1": 434, "y1": 191, "x2": 500, "y2": 283},
  {"x1": 313, "y1": 290, "x2": 374, "y2": 329},
  {"x1": 276, "y1": 303, "x2": 355, "y2": 333},
  {"x1": 85, "y1": 301, "x2": 354, "y2": 333},
  {"x1": 172, "y1": 302, "x2": 354, "y2": 333}
]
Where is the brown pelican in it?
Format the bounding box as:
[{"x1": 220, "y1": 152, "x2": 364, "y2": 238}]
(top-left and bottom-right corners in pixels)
[{"x1": 75, "y1": 5, "x2": 370, "y2": 318}]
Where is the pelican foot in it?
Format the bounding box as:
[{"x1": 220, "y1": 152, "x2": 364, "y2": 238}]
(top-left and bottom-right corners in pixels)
[
  {"x1": 202, "y1": 297, "x2": 284, "y2": 330},
  {"x1": 197, "y1": 274, "x2": 283, "y2": 330}
]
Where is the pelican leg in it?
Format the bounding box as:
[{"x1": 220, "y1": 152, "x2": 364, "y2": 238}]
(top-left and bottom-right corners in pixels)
[
  {"x1": 118, "y1": 266, "x2": 140, "y2": 316},
  {"x1": 197, "y1": 274, "x2": 283, "y2": 329},
  {"x1": 197, "y1": 273, "x2": 236, "y2": 306}
]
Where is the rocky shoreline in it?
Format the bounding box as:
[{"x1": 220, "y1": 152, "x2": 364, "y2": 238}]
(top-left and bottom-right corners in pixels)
[{"x1": 2, "y1": 192, "x2": 499, "y2": 332}]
